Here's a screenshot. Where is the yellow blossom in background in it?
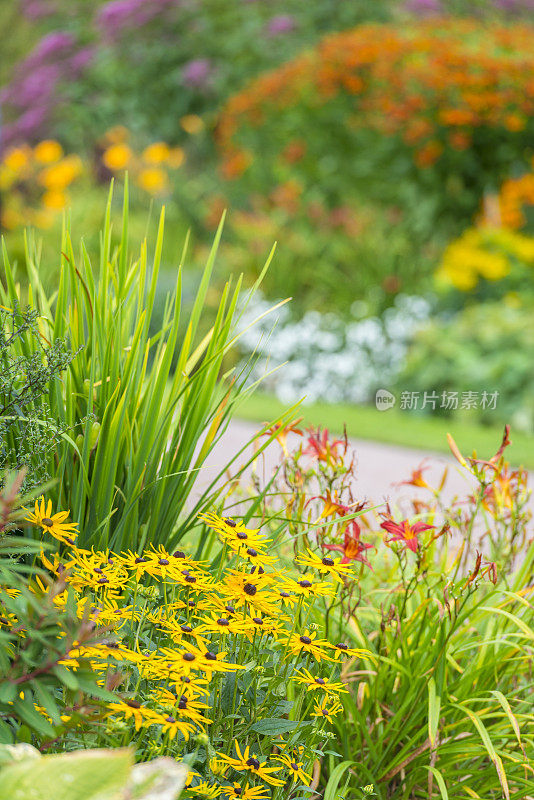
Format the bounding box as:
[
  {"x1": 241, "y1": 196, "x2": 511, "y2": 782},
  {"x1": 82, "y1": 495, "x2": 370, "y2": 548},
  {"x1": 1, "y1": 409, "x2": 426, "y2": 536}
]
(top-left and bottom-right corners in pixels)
[
  {"x1": 181, "y1": 114, "x2": 204, "y2": 134},
  {"x1": 3, "y1": 145, "x2": 31, "y2": 173},
  {"x1": 142, "y1": 141, "x2": 170, "y2": 164},
  {"x1": 103, "y1": 143, "x2": 133, "y2": 171},
  {"x1": 167, "y1": 146, "x2": 185, "y2": 168},
  {"x1": 34, "y1": 139, "x2": 63, "y2": 164},
  {"x1": 104, "y1": 125, "x2": 129, "y2": 144},
  {"x1": 39, "y1": 154, "x2": 83, "y2": 191},
  {"x1": 137, "y1": 167, "x2": 168, "y2": 194},
  {"x1": 42, "y1": 190, "x2": 68, "y2": 211}
]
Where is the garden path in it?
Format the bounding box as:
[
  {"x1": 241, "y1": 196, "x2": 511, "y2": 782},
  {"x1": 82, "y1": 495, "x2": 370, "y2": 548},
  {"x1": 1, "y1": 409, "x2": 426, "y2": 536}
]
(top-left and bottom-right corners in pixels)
[{"x1": 200, "y1": 419, "x2": 532, "y2": 514}]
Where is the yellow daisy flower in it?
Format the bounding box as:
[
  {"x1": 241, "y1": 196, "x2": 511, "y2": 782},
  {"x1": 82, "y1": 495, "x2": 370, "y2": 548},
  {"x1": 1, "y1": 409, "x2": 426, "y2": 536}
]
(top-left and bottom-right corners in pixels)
[{"x1": 24, "y1": 498, "x2": 79, "y2": 545}]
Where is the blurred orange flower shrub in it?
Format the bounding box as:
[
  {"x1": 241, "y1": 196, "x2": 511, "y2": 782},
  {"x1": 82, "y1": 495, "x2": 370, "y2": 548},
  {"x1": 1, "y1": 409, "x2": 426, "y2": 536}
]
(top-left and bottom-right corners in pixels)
[{"x1": 217, "y1": 20, "x2": 534, "y2": 225}]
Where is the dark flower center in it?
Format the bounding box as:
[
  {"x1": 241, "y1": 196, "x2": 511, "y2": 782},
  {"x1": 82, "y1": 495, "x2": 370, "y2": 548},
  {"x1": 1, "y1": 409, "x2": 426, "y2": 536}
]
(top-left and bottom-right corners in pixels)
[
  {"x1": 322, "y1": 557, "x2": 335, "y2": 566},
  {"x1": 237, "y1": 531, "x2": 248, "y2": 540},
  {"x1": 66, "y1": 537, "x2": 76, "y2": 545},
  {"x1": 181, "y1": 676, "x2": 191, "y2": 683},
  {"x1": 183, "y1": 653, "x2": 195, "y2": 662},
  {"x1": 299, "y1": 580, "x2": 312, "y2": 588},
  {"x1": 300, "y1": 635, "x2": 312, "y2": 645},
  {"x1": 185, "y1": 575, "x2": 196, "y2": 583},
  {"x1": 158, "y1": 558, "x2": 170, "y2": 565},
  {"x1": 224, "y1": 518, "x2": 236, "y2": 527},
  {"x1": 315, "y1": 677, "x2": 326, "y2": 685},
  {"x1": 126, "y1": 699, "x2": 141, "y2": 709},
  {"x1": 178, "y1": 698, "x2": 187, "y2": 710},
  {"x1": 246, "y1": 757, "x2": 260, "y2": 770},
  {"x1": 188, "y1": 600, "x2": 195, "y2": 607},
  {"x1": 233, "y1": 789, "x2": 242, "y2": 796},
  {"x1": 225, "y1": 605, "x2": 236, "y2": 614},
  {"x1": 217, "y1": 618, "x2": 230, "y2": 626},
  {"x1": 42, "y1": 517, "x2": 54, "y2": 526},
  {"x1": 180, "y1": 625, "x2": 193, "y2": 633},
  {"x1": 336, "y1": 642, "x2": 348, "y2": 650},
  {"x1": 94, "y1": 567, "x2": 103, "y2": 574},
  {"x1": 280, "y1": 591, "x2": 290, "y2": 598},
  {"x1": 246, "y1": 548, "x2": 258, "y2": 557},
  {"x1": 205, "y1": 651, "x2": 217, "y2": 661},
  {"x1": 250, "y1": 566, "x2": 264, "y2": 575},
  {"x1": 135, "y1": 557, "x2": 147, "y2": 564},
  {"x1": 244, "y1": 583, "x2": 257, "y2": 596},
  {"x1": 173, "y1": 551, "x2": 186, "y2": 559},
  {"x1": 322, "y1": 709, "x2": 329, "y2": 716},
  {"x1": 165, "y1": 716, "x2": 176, "y2": 724},
  {"x1": 291, "y1": 762, "x2": 299, "y2": 771},
  {"x1": 97, "y1": 577, "x2": 109, "y2": 584},
  {"x1": 252, "y1": 617, "x2": 263, "y2": 625}
]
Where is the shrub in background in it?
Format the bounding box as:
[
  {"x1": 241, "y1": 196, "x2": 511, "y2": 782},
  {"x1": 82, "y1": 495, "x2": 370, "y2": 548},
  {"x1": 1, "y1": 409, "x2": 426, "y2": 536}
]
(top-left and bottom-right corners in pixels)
[{"x1": 218, "y1": 21, "x2": 534, "y2": 231}]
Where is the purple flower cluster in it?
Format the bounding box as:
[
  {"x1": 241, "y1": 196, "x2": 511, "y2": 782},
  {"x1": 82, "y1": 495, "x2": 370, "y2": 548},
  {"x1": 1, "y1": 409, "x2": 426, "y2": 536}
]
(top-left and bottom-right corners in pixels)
[
  {"x1": 404, "y1": 0, "x2": 444, "y2": 15},
  {"x1": 1, "y1": 28, "x2": 92, "y2": 149},
  {"x1": 96, "y1": 0, "x2": 181, "y2": 39},
  {"x1": 266, "y1": 14, "x2": 296, "y2": 36},
  {"x1": 181, "y1": 58, "x2": 212, "y2": 90},
  {"x1": 20, "y1": 0, "x2": 57, "y2": 20}
]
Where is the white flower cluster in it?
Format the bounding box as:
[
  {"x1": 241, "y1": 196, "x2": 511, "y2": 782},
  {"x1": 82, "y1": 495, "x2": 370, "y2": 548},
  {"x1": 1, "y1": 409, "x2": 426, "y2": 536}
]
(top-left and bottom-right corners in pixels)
[{"x1": 237, "y1": 293, "x2": 431, "y2": 405}]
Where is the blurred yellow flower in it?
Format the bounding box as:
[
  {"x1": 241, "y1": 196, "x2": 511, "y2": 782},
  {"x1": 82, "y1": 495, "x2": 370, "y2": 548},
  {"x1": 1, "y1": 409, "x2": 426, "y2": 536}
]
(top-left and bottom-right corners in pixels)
[
  {"x1": 3, "y1": 146, "x2": 31, "y2": 173},
  {"x1": 142, "y1": 141, "x2": 170, "y2": 164},
  {"x1": 167, "y1": 146, "x2": 185, "y2": 168},
  {"x1": 39, "y1": 155, "x2": 83, "y2": 190},
  {"x1": 31, "y1": 208, "x2": 55, "y2": 229},
  {"x1": 137, "y1": 167, "x2": 168, "y2": 194},
  {"x1": 42, "y1": 190, "x2": 68, "y2": 210},
  {"x1": 103, "y1": 143, "x2": 133, "y2": 171},
  {"x1": 1, "y1": 206, "x2": 25, "y2": 230},
  {"x1": 34, "y1": 139, "x2": 63, "y2": 164},
  {"x1": 104, "y1": 125, "x2": 129, "y2": 144},
  {"x1": 180, "y1": 114, "x2": 204, "y2": 134}
]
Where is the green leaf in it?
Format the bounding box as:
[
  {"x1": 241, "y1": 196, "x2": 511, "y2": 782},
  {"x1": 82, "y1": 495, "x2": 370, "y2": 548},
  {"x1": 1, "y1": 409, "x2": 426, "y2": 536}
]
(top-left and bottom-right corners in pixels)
[
  {"x1": 250, "y1": 718, "x2": 300, "y2": 736},
  {"x1": 11, "y1": 698, "x2": 55, "y2": 738},
  {"x1": 428, "y1": 676, "x2": 441, "y2": 748},
  {"x1": 426, "y1": 766, "x2": 449, "y2": 800},
  {"x1": 323, "y1": 761, "x2": 356, "y2": 800},
  {"x1": 0, "y1": 747, "x2": 133, "y2": 800}
]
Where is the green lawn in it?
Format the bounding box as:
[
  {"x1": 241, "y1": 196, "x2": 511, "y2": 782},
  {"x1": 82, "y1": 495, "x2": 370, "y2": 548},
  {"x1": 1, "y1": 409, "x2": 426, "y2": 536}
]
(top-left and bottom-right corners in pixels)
[{"x1": 237, "y1": 393, "x2": 534, "y2": 469}]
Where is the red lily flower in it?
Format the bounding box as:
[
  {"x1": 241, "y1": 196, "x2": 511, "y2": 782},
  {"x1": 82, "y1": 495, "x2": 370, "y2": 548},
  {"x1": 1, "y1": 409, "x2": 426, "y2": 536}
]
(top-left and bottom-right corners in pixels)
[
  {"x1": 324, "y1": 521, "x2": 373, "y2": 567},
  {"x1": 303, "y1": 427, "x2": 346, "y2": 467},
  {"x1": 380, "y1": 517, "x2": 434, "y2": 553}
]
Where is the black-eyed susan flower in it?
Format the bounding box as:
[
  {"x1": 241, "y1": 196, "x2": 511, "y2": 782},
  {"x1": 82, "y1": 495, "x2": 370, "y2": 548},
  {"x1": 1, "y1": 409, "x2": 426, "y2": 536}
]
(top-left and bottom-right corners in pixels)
[
  {"x1": 328, "y1": 641, "x2": 370, "y2": 660},
  {"x1": 187, "y1": 781, "x2": 223, "y2": 798},
  {"x1": 222, "y1": 570, "x2": 278, "y2": 614},
  {"x1": 311, "y1": 697, "x2": 343, "y2": 722},
  {"x1": 274, "y1": 753, "x2": 312, "y2": 785},
  {"x1": 285, "y1": 574, "x2": 335, "y2": 599},
  {"x1": 24, "y1": 498, "x2": 79, "y2": 545},
  {"x1": 220, "y1": 783, "x2": 270, "y2": 799},
  {"x1": 106, "y1": 699, "x2": 157, "y2": 731},
  {"x1": 200, "y1": 513, "x2": 271, "y2": 553},
  {"x1": 151, "y1": 710, "x2": 196, "y2": 741},
  {"x1": 292, "y1": 668, "x2": 348, "y2": 695},
  {"x1": 280, "y1": 629, "x2": 333, "y2": 663},
  {"x1": 296, "y1": 549, "x2": 355, "y2": 583},
  {"x1": 197, "y1": 612, "x2": 248, "y2": 637},
  {"x1": 216, "y1": 742, "x2": 284, "y2": 787}
]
